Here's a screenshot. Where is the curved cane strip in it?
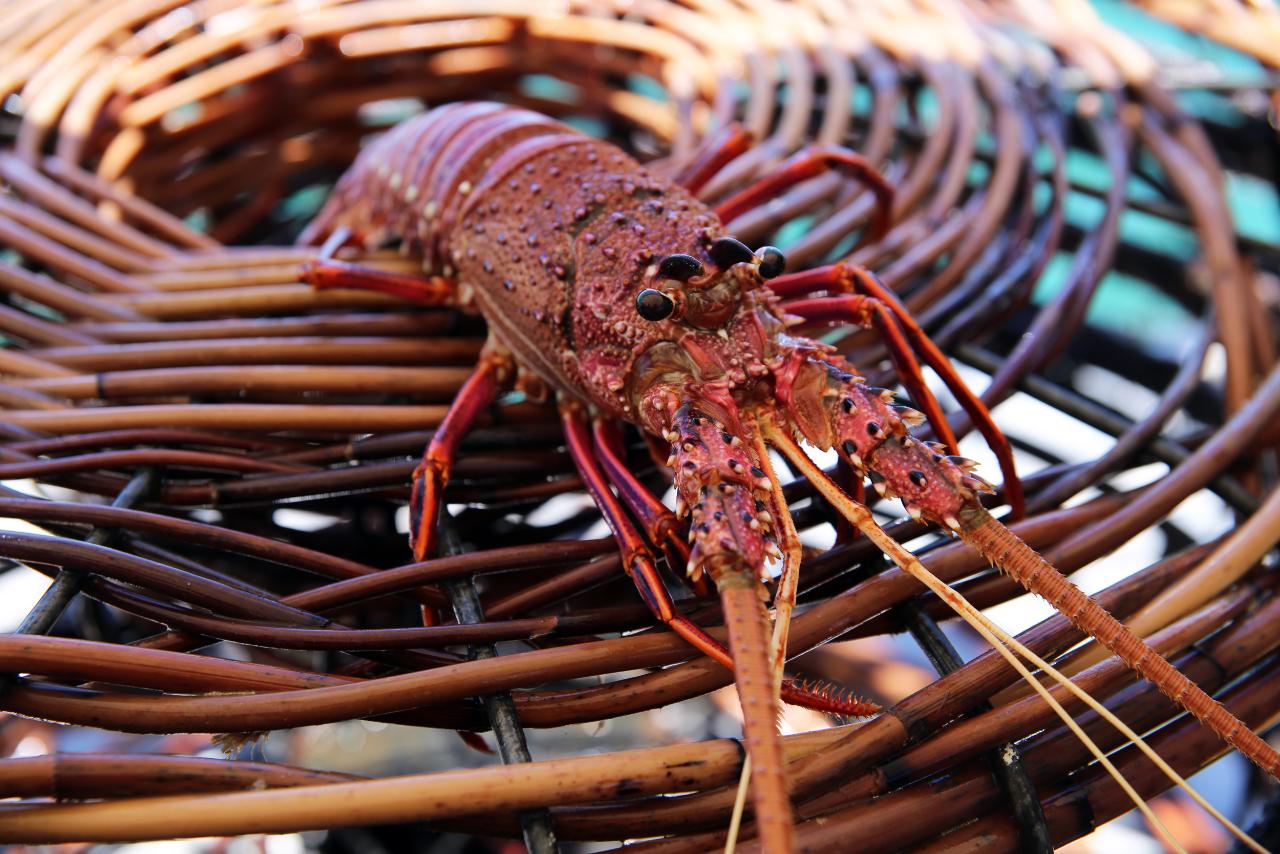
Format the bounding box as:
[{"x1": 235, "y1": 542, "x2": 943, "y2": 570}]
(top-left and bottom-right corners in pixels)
[
  {"x1": 725, "y1": 755, "x2": 752, "y2": 854},
  {"x1": 767, "y1": 422, "x2": 1266, "y2": 854},
  {"x1": 1062, "y1": 483, "x2": 1280, "y2": 680}
]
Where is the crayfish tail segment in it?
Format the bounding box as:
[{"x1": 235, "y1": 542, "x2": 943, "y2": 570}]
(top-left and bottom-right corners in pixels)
[{"x1": 959, "y1": 506, "x2": 1280, "y2": 783}]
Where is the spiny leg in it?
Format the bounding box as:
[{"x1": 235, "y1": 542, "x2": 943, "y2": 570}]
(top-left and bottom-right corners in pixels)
[
  {"x1": 771, "y1": 263, "x2": 1024, "y2": 517},
  {"x1": 567, "y1": 399, "x2": 789, "y2": 851},
  {"x1": 300, "y1": 258, "x2": 457, "y2": 305},
  {"x1": 302, "y1": 259, "x2": 498, "y2": 622},
  {"x1": 406, "y1": 352, "x2": 511, "y2": 566},
  {"x1": 714, "y1": 146, "x2": 896, "y2": 240},
  {"x1": 591, "y1": 418, "x2": 690, "y2": 576},
  {"x1": 563, "y1": 403, "x2": 752, "y2": 669},
  {"x1": 560, "y1": 405, "x2": 872, "y2": 716}
]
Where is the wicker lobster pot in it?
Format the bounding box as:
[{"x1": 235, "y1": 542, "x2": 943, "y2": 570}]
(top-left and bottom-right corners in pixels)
[{"x1": 0, "y1": 1, "x2": 1275, "y2": 851}]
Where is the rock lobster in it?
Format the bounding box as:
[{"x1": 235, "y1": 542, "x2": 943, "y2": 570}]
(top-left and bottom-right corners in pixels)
[{"x1": 299, "y1": 102, "x2": 1280, "y2": 851}]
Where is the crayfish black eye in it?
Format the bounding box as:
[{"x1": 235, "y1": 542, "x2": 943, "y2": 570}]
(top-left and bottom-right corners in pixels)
[
  {"x1": 757, "y1": 246, "x2": 786, "y2": 279},
  {"x1": 658, "y1": 253, "x2": 705, "y2": 281},
  {"x1": 636, "y1": 288, "x2": 675, "y2": 321},
  {"x1": 709, "y1": 237, "x2": 754, "y2": 269}
]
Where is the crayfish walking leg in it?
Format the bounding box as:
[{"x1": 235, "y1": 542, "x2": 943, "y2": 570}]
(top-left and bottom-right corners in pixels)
[
  {"x1": 590, "y1": 418, "x2": 691, "y2": 575},
  {"x1": 561, "y1": 408, "x2": 876, "y2": 714},
  {"x1": 407, "y1": 352, "x2": 511, "y2": 563},
  {"x1": 564, "y1": 401, "x2": 795, "y2": 849}
]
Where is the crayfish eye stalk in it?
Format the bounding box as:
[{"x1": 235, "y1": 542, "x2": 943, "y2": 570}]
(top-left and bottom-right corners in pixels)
[{"x1": 642, "y1": 237, "x2": 777, "y2": 330}]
